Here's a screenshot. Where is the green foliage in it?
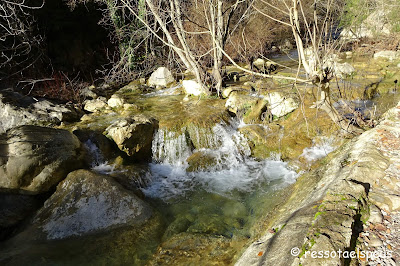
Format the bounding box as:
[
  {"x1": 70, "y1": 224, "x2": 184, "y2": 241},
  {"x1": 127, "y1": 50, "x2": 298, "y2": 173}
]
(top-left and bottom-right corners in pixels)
[
  {"x1": 341, "y1": 0, "x2": 400, "y2": 34},
  {"x1": 387, "y1": 0, "x2": 400, "y2": 32},
  {"x1": 340, "y1": 0, "x2": 372, "y2": 28}
]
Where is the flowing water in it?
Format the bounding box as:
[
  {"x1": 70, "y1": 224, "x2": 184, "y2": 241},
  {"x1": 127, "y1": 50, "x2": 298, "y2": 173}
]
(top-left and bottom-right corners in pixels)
[{"x1": 2, "y1": 51, "x2": 399, "y2": 265}]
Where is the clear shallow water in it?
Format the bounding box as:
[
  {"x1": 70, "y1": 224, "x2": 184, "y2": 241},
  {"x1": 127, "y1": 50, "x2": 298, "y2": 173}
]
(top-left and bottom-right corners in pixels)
[{"x1": 77, "y1": 118, "x2": 299, "y2": 264}]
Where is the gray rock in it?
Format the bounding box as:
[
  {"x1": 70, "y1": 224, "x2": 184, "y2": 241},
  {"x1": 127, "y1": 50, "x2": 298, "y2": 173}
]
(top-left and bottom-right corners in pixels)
[
  {"x1": 368, "y1": 234, "x2": 383, "y2": 247},
  {"x1": 225, "y1": 91, "x2": 263, "y2": 114},
  {"x1": 0, "y1": 125, "x2": 83, "y2": 194},
  {"x1": 182, "y1": 79, "x2": 203, "y2": 96},
  {"x1": 147, "y1": 67, "x2": 175, "y2": 88},
  {"x1": 0, "y1": 91, "x2": 80, "y2": 133},
  {"x1": 300, "y1": 235, "x2": 341, "y2": 266},
  {"x1": 341, "y1": 10, "x2": 391, "y2": 40},
  {"x1": 80, "y1": 86, "x2": 98, "y2": 99},
  {"x1": 252, "y1": 58, "x2": 277, "y2": 73},
  {"x1": 236, "y1": 101, "x2": 400, "y2": 266},
  {"x1": 33, "y1": 170, "x2": 152, "y2": 239},
  {"x1": 104, "y1": 115, "x2": 158, "y2": 159}
]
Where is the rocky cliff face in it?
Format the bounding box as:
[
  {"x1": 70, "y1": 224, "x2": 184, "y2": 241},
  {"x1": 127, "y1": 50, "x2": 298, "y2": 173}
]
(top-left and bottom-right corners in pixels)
[{"x1": 236, "y1": 100, "x2": 400, "y2": 266}]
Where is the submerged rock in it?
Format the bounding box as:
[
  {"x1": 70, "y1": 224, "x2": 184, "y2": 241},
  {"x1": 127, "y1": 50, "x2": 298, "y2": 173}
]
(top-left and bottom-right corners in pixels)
[
  {"x1": 0, "y1": 125, "x2": 83, "y2": 194},
  {"x1": 33, "y1": 170, "x2": 153, "y2": 240},
  {"x1": 148, "y1": 67, "x2": 175, "y2": 88},
  {"x1": 186, "y1": 151, "x2": 217, "y2": 172},
  {"x1": 0, "y1": 91, "x2": 80, "y2": 133},
  {"x1": 151, "y1": 232, "x2": 240, "y2": 265},
  {"x1": 104, "y1": 115, "x2": 158, "y2": 160}
]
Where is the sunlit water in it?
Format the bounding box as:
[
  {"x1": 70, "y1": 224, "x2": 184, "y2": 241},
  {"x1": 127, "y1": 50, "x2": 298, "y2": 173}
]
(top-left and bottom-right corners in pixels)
[
  {"x1": 144, "y1": 120, "x2": 297, "y2": 200},
  {"x1": 75, "y1": 119, "x2": 299, "y2": 264}
]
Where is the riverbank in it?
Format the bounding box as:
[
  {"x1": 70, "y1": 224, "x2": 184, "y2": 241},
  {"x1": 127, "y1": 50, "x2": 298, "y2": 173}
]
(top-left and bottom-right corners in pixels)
[{"x1": 236, "y1": 100, "x2": 400, "y2": 266}]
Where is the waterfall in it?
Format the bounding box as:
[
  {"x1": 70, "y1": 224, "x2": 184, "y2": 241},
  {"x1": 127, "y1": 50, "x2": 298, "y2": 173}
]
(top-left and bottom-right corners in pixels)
[
  {"x1": 151, "y1": 129, "x2": 192, "y2": 165},
  {"x1": 83, "y1": 139, "x2": 116, "y2": 174},
  {"x1": 144, "y1": 119, "x2": 298, "y2": 200}
]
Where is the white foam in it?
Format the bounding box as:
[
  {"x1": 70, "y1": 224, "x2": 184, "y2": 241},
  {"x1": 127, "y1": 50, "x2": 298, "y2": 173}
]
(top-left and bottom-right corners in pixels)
[
  {"x1": 301, "y1": 137, "x2": 336, "y2": 162},
  {"x1": 84, "y1": 139, "x2": 118, "y2": 175},
  {"x1": 143, "y1": 121, "x2": 298, "y2": 201}
]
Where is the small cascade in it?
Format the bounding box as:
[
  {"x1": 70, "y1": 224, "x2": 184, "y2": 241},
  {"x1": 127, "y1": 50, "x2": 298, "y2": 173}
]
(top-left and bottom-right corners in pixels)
[
  {"x1": 151, "y1": 129, "x2": 192, "y2": 165},
  {"x1": 300, "y1": 136, "x2": 337, "y2": 163},
  {"x1": 143, "y1": 119, "x2": 298, "y2": 200},
  {"x1": 83, "y1": 139, "x2": 116, "y2": 174}
]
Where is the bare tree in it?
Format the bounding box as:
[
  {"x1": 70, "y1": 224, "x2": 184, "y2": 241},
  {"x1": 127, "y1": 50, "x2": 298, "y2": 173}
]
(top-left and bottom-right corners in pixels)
[
  {"x1": 0, "y1": 0, "x2": 44, "y2": 81},
  {"x1": 249, "y1": 0, "x2": 368, "y2": 134},
  {"x1": 117, "y1": 0, "x2": 254, "y2": 95}
]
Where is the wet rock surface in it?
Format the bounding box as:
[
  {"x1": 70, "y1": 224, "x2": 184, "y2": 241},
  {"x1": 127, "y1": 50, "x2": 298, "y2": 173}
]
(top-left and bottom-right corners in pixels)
[
  {"x1": 33, "y1": 169, "x2": 153, "y2": 240},
  {"x1": 0, "y1": 91, "x2": 81, "y2": 133},
  {"x1": 236, "y1": 101, "x2": 400, "y2": 266},
  {"x1": 0, "y1": 125, "x2": 83, "y2": 194},
  {"x1": 104, "y1": 115, "x2": 158, "y2": 159}
]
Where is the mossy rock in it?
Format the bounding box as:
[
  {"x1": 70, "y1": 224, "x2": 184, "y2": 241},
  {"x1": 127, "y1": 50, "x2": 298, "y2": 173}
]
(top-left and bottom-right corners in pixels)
[
  {"x1": 150, "y1": 232, "x2": 246, "y2": 265},
  {"x1": 186, "y1": 151, "x2": 217, "y2": 172},
  {"x1": 239, "y1": 125, "x2": 276, "y2": 159},
  {"x1": 242, "y1": 98, "x2": 269, "y2": 124}
]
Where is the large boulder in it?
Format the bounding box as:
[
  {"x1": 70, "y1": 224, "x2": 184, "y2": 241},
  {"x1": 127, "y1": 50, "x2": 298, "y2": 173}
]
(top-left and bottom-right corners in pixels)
[
  {"x1": 0, "y1": 126, "x2": 83, "y2": 194},
  {"x1": 148, "y1": 67, "x2": 175, "y2": 88},
  {"x1": 0, "y1": 91, "x2": 81, "y2": 133},
  {"x1": 33, "y1": 170, "x2": 152, "y2": 240},
  {"x1": 104, "y1": 115, "x2": 158, "y2": 159}
]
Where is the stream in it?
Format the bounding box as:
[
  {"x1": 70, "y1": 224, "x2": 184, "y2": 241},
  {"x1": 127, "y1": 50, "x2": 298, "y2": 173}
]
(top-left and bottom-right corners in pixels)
[{"x1": 1, "y1": 51, "x2": 399, "y2": 265}]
